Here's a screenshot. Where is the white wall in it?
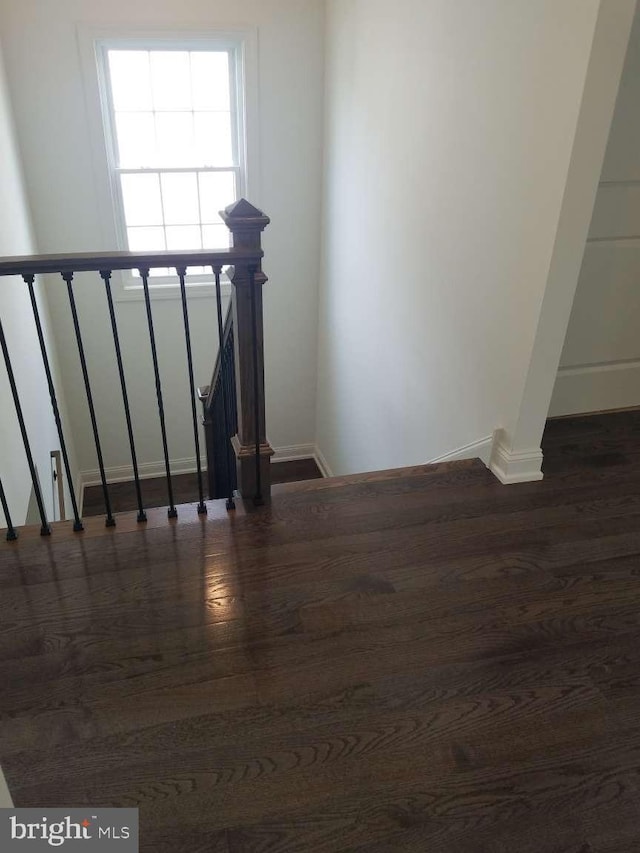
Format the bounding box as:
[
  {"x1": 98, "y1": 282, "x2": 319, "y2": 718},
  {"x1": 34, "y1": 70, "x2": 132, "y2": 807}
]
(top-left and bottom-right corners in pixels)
[
  {"x1": 550, "y1": 4, "x2": 640, "y2": 416},
  {"x1": 0, "y1": 0, "x2": 325, "y2": 481},
  {"x1": 0, "y1": 40, "x2": 75, "y2": 529},
  {"x1": 316, "y1": 0, "x2": 632, "y2": 478}
]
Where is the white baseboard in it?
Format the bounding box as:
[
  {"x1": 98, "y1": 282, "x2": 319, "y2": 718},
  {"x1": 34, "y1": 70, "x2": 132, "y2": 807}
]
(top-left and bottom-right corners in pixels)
[
  {"x1": 428, "y1": 435, "x2": 493, "y2": 467},
  {"x1": 310, "y1": 437, "x2": 492, "y2": 481},
  {"x1": 80, "y1": 456, "x2": 203, "y2": 491},
  {"x1": 78, "y1": 456, "x2": 203, "y2": 515},
  {"x1": 549, "y1": 359, "x2": 640, "y2": 417},
  {"x1": 78, "y1": 445, "x2": 323, "y2": 511},
  {"x1": 271, "y1": 443, "x2": 317, "y2": 463},
  {"x1": 313, "y1": 445, "x2": 334, "y2": 478},
  {"x1": 78, "y1": 432, "x2": 538, "y2": 505},
  {"x1": 489, "y1": 430, "x2": 543, "y2": 484}
]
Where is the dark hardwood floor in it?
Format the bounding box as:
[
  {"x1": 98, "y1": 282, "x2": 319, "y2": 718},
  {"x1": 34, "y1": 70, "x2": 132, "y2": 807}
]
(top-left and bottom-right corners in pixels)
[
  {"x1": 3, "y1": 411, "x2": 640, "y2": 851},
  {"x1": 82, "y1": 458, "x2": 323, "y2": 516}
]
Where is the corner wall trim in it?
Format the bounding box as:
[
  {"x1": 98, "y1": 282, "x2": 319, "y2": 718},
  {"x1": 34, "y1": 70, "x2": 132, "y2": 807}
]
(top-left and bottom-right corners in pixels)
[
  {"x1": 428, "y1": 435, "x2": 493, "y2": 467},
  {"x1": 489, "y1": 430, "x2": 544, "y2": 484},
  {"x1": 313, "y1": 446, "x2": 334, "y2": 478}
]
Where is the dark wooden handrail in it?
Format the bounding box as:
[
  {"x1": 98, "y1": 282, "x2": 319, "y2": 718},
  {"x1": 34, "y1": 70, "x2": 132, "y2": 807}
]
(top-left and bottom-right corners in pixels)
[{"x1": 0, "y1": 248, "x2": 263, "y2": 277}]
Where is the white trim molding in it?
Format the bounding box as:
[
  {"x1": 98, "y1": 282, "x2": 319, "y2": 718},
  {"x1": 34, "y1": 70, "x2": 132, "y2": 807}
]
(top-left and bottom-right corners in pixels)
[
  {"x1": 79, "y1": 445, "x2": 319, "y2": 488},
  {"x1": 489, "y1": 429, "x2": 544, "y2": 485},
  {"x1": 78, "y1": 456, "x2": 202, "y2": 514},
  {"x1": 80, "y1": 456, "x2": 202, "y2": 491},
  {"x1": 428, "y1": 435, "x2": 493, "y2": 468},
  {"x1": 313, "y1": 446, "x2": 334, "y2": 479},
  {"x1": 549, "y1": 359, "x2": 640, "y2": 417},
  {"x1": 271, "y1": 444, "x2": 317, "y2": 463},
  {"x1": 310, "y1": 437, "x2": 494, "y2": 481},
  {"x1": 78, "y1": 445, "x2": 324, "y2": 511}
]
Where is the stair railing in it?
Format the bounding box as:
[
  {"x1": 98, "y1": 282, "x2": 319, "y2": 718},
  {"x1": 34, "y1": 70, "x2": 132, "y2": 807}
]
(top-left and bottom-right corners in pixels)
[
  {"x1": 198, "y1": 300, "x2": 237, "y2": 505},
  {"x1": 0, "y1": 199, "x2": 272, "y2": 540}
]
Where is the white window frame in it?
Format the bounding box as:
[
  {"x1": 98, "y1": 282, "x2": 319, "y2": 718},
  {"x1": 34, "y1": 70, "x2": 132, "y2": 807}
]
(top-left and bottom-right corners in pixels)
[{"x1": 78, "y1": 26, "x2": 260, "y2": 302}]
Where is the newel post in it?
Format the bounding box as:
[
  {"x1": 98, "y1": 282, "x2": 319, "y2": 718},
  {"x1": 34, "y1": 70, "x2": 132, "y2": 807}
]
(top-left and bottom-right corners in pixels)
[{"x1": 221, "y1": 199, "x2": 274, "y2": 501}]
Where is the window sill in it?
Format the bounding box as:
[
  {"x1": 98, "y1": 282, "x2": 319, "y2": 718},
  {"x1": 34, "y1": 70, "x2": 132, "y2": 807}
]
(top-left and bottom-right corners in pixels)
[{"x1": 113, "y1": 278, "x2": 233, "y2": 303}]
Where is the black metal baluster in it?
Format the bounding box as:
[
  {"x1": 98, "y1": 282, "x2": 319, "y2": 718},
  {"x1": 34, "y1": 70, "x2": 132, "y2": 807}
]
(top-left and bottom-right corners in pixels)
[
  {"x1": 0, "y1": 474, "x2": 18, "y2": 541},
  {"x1": 177, "y1": 267, "x2": 206, "y2": 515},
  {"x1": 24, "y1": 275, "x2": 83, "y2": 532},
  {"x1": 100, "y1": 271, "x2": 147, "y2": 523},
  {"x1": 248, "y1": 266, "x2": 263, "y2": 506},
  {"x1": 63, "y1": 272, "x2": 115, "y2": 527},
  {"x1": 213, "y1": 266, "x2": 236, "y2": 511},
  {"x1": 140, "y1": 269, "x2": 177, "y2": 518},
  {"x1": 0, "y1": 315, "x2": 50, "y2": 535}
]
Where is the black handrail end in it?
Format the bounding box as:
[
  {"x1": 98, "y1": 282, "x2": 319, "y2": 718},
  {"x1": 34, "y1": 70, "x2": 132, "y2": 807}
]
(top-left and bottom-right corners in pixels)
[
  {"x1": 137, "y1": 511, "x2": 147, "y2": 523},
  {"x1": 168, "y1": 507, "x2": 178, "y2": 519},
  {"x1": 197, "y1": 502, "x2": 207, "y2": 515},
  {"x1": 6, "y1": 529, "x2": 18, "y2": 542},
  {"x1": 73, "y1": 521, "x2": 84, "y2": 532},
  {"x1": 105, "y1": 517, "x2": 116, "y2": 528},
  {"x1": 40, "y1": 524, "x2": 51, "y2": 536}
]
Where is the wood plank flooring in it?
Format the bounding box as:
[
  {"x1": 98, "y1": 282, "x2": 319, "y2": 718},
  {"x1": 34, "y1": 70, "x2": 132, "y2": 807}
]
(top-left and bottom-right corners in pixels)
[
  {"x1": 82, "y1": 458, "x2": 323, "y2": 517},
  {"x1": 2, "y1": 411, "x2": 640, "y2": 851}
]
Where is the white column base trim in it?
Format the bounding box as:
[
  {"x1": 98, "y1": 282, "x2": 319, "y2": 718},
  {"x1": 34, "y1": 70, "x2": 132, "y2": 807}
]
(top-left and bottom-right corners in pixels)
[{"x1": 489, "y1": 432, "x2": 544, "y2": 484}]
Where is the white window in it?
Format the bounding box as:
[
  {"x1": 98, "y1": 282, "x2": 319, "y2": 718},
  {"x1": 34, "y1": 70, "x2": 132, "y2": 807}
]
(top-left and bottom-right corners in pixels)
[{"x1": 95, "y1": 37, "x2": 250, "y2": 293}]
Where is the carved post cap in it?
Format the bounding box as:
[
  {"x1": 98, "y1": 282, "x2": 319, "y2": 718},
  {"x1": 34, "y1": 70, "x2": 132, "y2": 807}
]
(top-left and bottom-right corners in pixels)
[{"x1": 220, "y1": 199, "x2": 270, "y2": 248}]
